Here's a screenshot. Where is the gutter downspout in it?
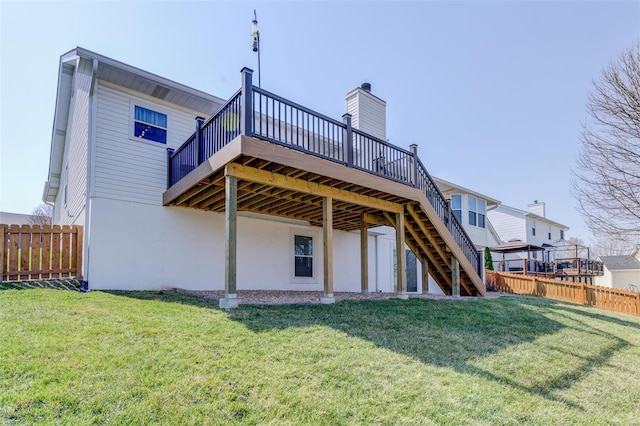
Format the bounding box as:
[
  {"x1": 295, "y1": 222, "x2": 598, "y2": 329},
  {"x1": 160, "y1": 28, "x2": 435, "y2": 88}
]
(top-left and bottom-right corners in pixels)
[{"x1": 80, "y1": 58, "x2": 99, "y2": 292}]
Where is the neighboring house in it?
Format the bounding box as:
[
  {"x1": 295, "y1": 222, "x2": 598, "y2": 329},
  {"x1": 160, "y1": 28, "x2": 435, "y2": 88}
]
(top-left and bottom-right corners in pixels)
[
  {"x1": 487, "y1": 201, "x2": 568, "y2": 261},
  {"x1": 432, "y1": 178, "x2": 501, "y2": 253},
  {"x1": 595, "y1": 247, "x2": 640, "y2": 291},
  {"x1": 0, "y1": 212, "x2": 31, "y2": 226},
  {"x1": 43, "y1": 47, "x2": 485, "y2": 306}
]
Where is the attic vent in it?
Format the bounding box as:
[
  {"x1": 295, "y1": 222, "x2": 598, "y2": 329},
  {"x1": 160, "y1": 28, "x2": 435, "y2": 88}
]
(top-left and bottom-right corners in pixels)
[{"x1": 151, "y1": 85, "x2": 170, "y2": 99}]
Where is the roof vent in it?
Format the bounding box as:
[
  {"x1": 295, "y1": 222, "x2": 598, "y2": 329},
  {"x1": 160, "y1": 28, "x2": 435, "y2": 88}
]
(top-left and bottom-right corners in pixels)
[{"x1": 360, "y1": 82, "x2": 371, "y2": 93}]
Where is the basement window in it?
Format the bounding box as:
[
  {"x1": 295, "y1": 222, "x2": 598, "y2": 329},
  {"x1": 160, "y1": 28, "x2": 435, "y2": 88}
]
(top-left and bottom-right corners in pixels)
[
  {"x1": 294, "y1": 235, "x2": 313, "y2": 277},
  {"x1": 133, "y1": 105, "x2": 167, "y2": 144}
]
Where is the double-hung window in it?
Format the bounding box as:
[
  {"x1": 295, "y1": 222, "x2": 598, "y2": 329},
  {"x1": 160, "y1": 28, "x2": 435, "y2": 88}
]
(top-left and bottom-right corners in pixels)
[
  {"x1": 468, "y1": 196, "x2": 486, "y2": 228},
  {"x1": 294, "y1": 235, "x2": 313, "y2": 277},
  {"x1": 134, "y1": 105, "x2": 167, "y2": 144},
  {"x1": 451, "y1": 195, "x2": 462, "y2": 223}
]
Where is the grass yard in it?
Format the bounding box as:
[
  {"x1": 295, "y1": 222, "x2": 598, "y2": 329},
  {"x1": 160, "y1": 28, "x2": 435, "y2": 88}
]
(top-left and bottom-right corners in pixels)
[{"x1": 1, "y1": 289, "x2": 639, "y2": 425}]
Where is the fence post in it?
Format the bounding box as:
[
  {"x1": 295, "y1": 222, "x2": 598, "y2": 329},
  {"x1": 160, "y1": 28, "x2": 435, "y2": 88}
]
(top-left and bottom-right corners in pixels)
[
  {"x1": 409, "y1": 144, "x2": 418, "y2": 188},
  {"x1": 342, "y1": 113, "x2": 353, "y2": 168},
  {"x1": 166, "y1": 148, "x2": 175, "y2": 189},
  {"x1": 75, "y1": 225, "x2": 84, "y2": 281},
  {"x1": 636, "y1": 293, "x2": 640, "y2": 317},
  {"x1": 195, "y1": 116, "x2": 205, "y2": 166},
  {"x1": 582, "y1": 283, "x2": 587, "y2": 306},
  {"x1": 240, "y1": 67, "x2": 254, "y2": 137},
  {"x1": 0, "y1": 224, "x2": 4, "y2": 283}
]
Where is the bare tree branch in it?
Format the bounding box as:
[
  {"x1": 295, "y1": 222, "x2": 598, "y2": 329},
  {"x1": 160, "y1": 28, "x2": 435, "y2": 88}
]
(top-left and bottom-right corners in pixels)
[
  {"x1": 572, "y1": 41, "x2": 640, "y2": 245},
  {"x1": 28, "y1": 203, "x2": 53, "y2": 226}
]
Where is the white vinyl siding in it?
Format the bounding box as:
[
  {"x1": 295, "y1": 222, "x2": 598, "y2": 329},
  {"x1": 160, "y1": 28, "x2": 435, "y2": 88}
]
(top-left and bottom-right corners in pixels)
[
  {"x1": 345, "y1": 90, "x2": 386, "y2": 141},
  {"x1": 487, "y1": 206, "x2": 526, "y2": 242},
  {"x1": 57, "y1": 60, "x2": 91, "y2": 226},
  {"x1": 93, "y1": 82, "x2": 205, "y2": 205}
]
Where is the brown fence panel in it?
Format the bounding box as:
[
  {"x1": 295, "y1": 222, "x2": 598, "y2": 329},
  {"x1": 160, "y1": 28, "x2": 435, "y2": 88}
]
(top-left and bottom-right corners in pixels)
[
  {"x1": 1, "y1": 224, "x2": 83, "y2": 282},
  {"x1": 486, "y1": 271, "x2": 639, "y2": 317}
]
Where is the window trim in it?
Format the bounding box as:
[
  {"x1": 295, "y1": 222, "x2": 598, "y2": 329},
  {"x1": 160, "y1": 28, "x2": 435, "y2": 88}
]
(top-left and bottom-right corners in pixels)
[
  {"x1": 129, "y1": 100, "x2": 169, "y2": 146},
  {"x1": 289, "y1": 228, "x2": 319, "y2": 284},
  {"x1": 467, "y1": 196, "x2": 486, "y2": 228},
  {"x1": 451, "y1": 195, "x2": 462, "y2": 223}
]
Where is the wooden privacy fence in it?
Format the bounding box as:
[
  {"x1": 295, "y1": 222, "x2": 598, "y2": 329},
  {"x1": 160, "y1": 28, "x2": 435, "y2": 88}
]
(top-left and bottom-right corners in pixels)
[
  {"x1": 1, "y1": 224, "x2": 83, "y2": 282},
  {"x1": 487, "y1": 271, "x2": 640, "y2": 317}
]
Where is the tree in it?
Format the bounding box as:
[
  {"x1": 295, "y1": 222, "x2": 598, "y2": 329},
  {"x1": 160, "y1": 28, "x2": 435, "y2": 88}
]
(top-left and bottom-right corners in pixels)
[
  {"x1": 590, "y1": 236, "x2": 633, "y2": 257},
  {"x1": 484, "y1": 247, "x2": 494, "y2": 270},
  {"x1": 572, "y1": 41, "x2": 640, "y2": 246},
  {"x1": 28, "y1": 203, "x2": 53, "y2": 226}
]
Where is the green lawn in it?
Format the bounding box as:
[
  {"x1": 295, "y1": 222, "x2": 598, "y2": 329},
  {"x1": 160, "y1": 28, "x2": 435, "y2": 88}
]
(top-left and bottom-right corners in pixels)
[{"x1": 1, "y1": 289, "x2": 639, "y2": 425}]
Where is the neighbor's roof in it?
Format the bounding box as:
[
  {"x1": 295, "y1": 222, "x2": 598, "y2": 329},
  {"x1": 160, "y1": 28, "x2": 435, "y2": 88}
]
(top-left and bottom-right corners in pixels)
[
  {"x1": 489, "y1": 204, "x2": 569, "y2": 230},
  {"x1": 599, "y1": 255, "x2": 640, "y2": 271},
  {"x1": 432, "y1": 176, "x2": 501, "y2": 208}
]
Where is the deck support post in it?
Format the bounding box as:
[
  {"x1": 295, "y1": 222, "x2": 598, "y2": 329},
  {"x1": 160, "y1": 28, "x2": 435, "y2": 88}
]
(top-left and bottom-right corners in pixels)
[
  {"x1": 220, "y1": 175, "x2": 239, "y2": 309},
  {"x1": 396, "y1": 210, "x2": 408, "y2": 299},
  {"x1": 451, "y1": 256, "x2": 460, "y2": 298},
  {"x1": 321, "y1": 197, "x2": 335, "y2": 304},
  {"x1": 421, "y1": 258, "x2": 429, "y2": 294},
  {"x1": 360, "y1": 215, "x2": 368, "y2": 294}
]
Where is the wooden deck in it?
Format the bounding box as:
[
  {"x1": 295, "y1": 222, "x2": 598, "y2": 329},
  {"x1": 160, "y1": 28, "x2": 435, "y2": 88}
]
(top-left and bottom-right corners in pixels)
[{"x1": 164, "y1": 135, "x2": 485, "y2": 297}]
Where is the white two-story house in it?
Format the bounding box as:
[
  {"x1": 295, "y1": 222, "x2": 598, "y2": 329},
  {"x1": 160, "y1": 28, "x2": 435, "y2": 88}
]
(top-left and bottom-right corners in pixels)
[{"x1": 42, "y1": 47, "x2": 486, "y2": 306}]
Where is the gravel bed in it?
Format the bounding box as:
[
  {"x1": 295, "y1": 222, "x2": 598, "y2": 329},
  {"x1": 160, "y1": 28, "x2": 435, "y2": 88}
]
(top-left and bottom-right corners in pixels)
[{"x1": 174, "y1": 289, "x2": 491, "y2": 305}]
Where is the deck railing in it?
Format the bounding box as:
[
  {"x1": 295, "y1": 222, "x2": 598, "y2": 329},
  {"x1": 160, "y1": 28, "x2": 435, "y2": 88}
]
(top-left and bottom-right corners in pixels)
[
  {"x1": 167, "y1": 90, "x2": 242, "y2": 185},
  {"x1": 555, "y1": 257, "x2": 604, "y2": 276},
  {"x1": 167, "y1": 68, "x2": 481, "y2": 275},
  {"x1": 493, "y1": 258, "x2": 556, "y2": 278}
]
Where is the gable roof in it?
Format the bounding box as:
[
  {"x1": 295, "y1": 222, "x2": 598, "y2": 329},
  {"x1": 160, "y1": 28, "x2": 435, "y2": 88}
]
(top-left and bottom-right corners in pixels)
[
  {"x1": 490, "y1": 204, "x2": 569, "y2": 230},
  {"x1": 599, "y1": 255, "x2": 640, "y2": 271},
  {"x1": 43, "y1": 47, "x2": 226, "y2": 203},
  {"x1": 432, "y1": 177, "x2": 500, "y2": 208}
]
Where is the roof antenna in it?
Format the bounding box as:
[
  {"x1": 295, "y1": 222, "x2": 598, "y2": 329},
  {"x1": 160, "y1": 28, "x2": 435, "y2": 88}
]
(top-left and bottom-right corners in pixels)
[{"x1": 252, "y1": 10, "x2": 261, "y2": 87}]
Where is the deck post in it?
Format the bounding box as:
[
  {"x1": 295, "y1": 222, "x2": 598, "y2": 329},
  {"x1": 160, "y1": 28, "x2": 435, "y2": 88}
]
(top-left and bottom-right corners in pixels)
[
  {"x1": 343, "y1": 113, "x2": 353, "y2": 168},
  {"x1": 360, "y1": 216, "x2": 368, "y2": 294},
  {"x1": 451, "y1": 256, "x2": 460, "y2": 298},
  {"x1": 396, "y1": 210, "x2": 408, "y2": 299},
  {"x1": 166, "y1": 148, "x2": 175, "y2": 189},
  {"x1": 321, "y1": 197, "x2": 335, "y2": 304},
  {"x1": 220, "y1": 175, "x2": 239, "y2": 309},
  {"x1": 194, "y1": 116, "x2": 205, "y2": 166},
  {"x1": 240, "y1": 67, "x2": 254, "y2": 137},
  {"x1": 421, "y1": 257, "x2": 429, "y2": 294},
  {"x1": 409, "y1": 144, "x2": 418, "y2": 188}
]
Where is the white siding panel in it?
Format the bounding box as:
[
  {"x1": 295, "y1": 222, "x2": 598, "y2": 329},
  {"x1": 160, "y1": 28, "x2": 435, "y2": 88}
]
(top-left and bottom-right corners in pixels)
[
  {"x1": 488, "y1": 207, "x2": 525, "y2": 242},
  {"x1": 94, "y1": 83, "x2": 201, "y2": 205},
  {"x1": 87, "y1": 197, "x2": 369, "y2": 291},
  {"x1": 57, "y1": 68, "x2": 91, "y2": 226}
]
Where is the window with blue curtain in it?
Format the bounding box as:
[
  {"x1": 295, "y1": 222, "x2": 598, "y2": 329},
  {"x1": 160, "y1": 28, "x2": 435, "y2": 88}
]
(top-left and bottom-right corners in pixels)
[{"x1": 134, "y1": 106, "x2": 167, "y2": 144}]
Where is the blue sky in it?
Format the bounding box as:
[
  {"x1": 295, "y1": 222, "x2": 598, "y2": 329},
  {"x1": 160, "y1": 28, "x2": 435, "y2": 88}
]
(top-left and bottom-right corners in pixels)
[{"x1": 1, "y1": 1, "x2": 639, "y2": 244}]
